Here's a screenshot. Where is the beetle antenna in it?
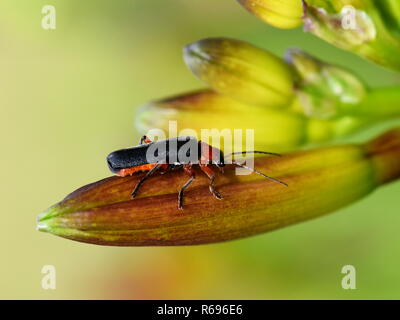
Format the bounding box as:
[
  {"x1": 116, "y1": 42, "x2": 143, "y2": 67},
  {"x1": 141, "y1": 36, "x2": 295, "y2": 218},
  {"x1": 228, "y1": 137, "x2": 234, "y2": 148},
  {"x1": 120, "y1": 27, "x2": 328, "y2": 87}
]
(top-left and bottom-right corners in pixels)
[
  {"x1": 225, "y1": 151, "x2": 281, "y2": 159},
  {"x1": 231, "y1": 161, "x2": 288, "y2": 187}
]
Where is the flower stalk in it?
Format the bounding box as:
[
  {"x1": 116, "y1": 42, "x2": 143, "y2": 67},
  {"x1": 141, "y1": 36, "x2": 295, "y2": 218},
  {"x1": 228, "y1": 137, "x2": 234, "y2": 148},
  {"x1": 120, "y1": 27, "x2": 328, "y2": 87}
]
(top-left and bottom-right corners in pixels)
[
  {"x1": 37, "y1": 128, "x2": 400, "y2": 246},
  {"x1": 343, "y1": 87, "x2": 400, "y2": 118}
]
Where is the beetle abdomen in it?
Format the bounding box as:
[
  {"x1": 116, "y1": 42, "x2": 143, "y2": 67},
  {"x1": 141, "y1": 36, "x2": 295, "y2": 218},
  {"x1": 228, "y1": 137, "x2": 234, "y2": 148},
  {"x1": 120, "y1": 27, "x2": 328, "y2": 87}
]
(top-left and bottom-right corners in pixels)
[{"x1": 107, "y1": 136, "x2": 199, "y2": 174}]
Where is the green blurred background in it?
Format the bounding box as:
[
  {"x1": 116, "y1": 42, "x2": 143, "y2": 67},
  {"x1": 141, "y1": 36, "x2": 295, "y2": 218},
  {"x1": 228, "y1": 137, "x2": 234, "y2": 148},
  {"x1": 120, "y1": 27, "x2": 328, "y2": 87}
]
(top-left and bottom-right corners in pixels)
[{"x1": 1, "y1": 0, "x2": 399, "y2": 299}]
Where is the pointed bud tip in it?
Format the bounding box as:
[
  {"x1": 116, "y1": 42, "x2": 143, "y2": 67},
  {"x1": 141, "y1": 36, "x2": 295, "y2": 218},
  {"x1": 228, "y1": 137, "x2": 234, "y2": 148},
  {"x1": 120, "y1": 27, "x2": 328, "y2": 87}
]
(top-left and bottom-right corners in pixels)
[
  {"x1": 183, "y1": 40, "x2": 210, "y2": 64},
  {"x1": 37, "y1": 221, "x2": 50, "y2": 233}
]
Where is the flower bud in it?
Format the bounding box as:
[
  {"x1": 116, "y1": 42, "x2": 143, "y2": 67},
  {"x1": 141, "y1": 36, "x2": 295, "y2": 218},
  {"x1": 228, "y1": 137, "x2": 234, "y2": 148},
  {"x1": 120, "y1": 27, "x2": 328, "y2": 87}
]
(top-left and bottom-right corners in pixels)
[
  {"x1": 236, "y1": 0, "x2": 303, "y2": 29},
  {"x1": 285, "y1": 48, "x2": 367, "y2": 119},
  {"x1": 135, "y1": 89, "x2": 370, "y2": 151},
  {"x1": 183, "y1": 38, "x2": 296, "y2": 108},
  {"x1": 37, "y1": 128, "x2": 400, "y2": 246}
]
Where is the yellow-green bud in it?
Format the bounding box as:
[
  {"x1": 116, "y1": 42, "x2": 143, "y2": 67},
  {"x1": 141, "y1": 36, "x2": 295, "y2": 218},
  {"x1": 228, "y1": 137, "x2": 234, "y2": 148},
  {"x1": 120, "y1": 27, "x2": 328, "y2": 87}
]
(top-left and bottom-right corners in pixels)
[
  {"x1": 183, "y1": 38, "x2": 296, "y2": 108},
  {"x1": 136, "y1": 89, "x2": 371, "y2": 152},
  {"x1": 237, "y1": 0, "x2": 304, "y2": 29},
  {"x1": 286, "y1": 48, "x2": 367, "y2": 119}
]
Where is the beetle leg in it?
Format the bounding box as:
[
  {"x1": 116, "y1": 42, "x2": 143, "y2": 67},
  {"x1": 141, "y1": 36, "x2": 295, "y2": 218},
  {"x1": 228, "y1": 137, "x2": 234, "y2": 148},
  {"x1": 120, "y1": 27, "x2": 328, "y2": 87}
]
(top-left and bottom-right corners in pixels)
[
  {"x1": 199, "y1": 164, "x2": 224, "y2": 200},
  {"x1": 178, "y1": 164, "x2": 195, "y2": 210},
  {"x1": 131, "y1": 163, "x2": 162, "y2": 198},
  {"x1": 139, "y1": 135, "x2": 153, "y2": 145}
]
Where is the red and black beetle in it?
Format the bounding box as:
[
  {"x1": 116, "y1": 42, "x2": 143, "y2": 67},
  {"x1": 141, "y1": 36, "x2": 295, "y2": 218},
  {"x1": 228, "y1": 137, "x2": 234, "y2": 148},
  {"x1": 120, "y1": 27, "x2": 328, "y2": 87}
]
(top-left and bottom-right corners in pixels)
[{"x1": 107, "y1": 136, "x2": 287, "y2": 209}]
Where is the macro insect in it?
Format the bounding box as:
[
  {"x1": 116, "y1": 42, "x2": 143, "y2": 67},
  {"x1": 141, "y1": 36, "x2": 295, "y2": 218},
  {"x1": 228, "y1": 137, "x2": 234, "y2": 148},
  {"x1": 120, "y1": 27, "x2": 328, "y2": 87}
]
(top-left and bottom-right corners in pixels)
[{"x1": 107, "y1": 136, "x2": 287, "y2": 209}]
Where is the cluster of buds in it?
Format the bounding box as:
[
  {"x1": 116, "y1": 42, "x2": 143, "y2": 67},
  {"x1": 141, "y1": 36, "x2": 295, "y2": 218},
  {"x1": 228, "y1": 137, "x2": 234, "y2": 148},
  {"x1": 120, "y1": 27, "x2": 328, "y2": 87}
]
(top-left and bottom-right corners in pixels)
[
  {"x1": 137, "y1": 37, "x2": 398, "y2": 152},
  {"x1": 237, "y1": 0, "x2": 400, "y2": 71}
]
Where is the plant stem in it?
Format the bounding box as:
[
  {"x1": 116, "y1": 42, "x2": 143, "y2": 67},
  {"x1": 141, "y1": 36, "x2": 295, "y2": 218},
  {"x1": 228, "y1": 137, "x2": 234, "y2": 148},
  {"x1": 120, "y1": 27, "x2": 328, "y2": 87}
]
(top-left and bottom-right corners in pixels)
[{"x1": 343, "y1": 86, "x2": 400, "y2": 118}]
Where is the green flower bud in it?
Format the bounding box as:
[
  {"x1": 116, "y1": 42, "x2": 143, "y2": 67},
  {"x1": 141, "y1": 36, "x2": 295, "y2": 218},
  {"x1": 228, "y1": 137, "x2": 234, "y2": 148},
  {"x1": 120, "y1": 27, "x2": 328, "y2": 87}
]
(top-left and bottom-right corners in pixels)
[{"x1": 286, "y1": 48, "x2": 368, "y2": 119}]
